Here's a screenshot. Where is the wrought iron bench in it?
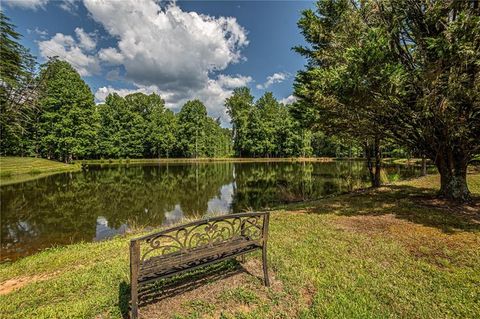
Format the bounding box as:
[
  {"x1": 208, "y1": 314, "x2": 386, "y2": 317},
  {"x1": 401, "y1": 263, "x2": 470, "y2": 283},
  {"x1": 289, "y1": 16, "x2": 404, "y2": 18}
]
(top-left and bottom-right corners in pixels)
[{"x1": 129, "y1": 212, "x2": 270, "y2": 319}]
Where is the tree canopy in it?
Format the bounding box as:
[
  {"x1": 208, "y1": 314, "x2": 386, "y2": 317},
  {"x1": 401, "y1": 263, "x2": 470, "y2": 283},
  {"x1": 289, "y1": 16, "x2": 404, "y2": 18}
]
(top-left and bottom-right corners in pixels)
[
  {"x1": 226, "y1": 88, "x2": 312, "y2": 157},
  {"x1": 293, "y1": 0, "x2": 480, "y2": 201}
]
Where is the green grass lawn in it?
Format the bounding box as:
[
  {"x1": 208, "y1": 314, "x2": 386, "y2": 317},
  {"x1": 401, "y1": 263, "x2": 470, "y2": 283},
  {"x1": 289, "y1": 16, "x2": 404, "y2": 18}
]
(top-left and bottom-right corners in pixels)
[
  {"x1": 0, "y1": 157, "x2": 80, "y2": 185},
  {"x1": 0, "y1": 173, "x2": 479, "y2": 318}
]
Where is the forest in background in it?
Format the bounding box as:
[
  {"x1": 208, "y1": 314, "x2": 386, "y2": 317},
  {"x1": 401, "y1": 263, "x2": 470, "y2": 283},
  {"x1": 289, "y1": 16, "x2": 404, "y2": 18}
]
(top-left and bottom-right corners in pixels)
[{"x1": 0, "y1": 11, "x2": 365, "y2": 161}]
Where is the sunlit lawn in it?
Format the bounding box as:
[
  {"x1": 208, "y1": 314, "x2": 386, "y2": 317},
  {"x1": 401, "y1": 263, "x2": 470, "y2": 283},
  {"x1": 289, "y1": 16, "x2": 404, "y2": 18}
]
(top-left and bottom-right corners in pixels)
[
  {"x1": 0, "y1": 173, "x2": 479, "y2": 318},
  {"x1": 0, "y1": 157, "x2": 80, "y2": 185}
]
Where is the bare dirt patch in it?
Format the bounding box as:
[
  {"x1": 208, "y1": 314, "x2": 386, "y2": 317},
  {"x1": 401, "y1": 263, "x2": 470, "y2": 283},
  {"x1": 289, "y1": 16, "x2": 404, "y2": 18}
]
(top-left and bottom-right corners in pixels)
[
  {"x1": 138, "y1": 258, "x2": 292, "y2": 319},
  {"x1": 0, "y1": 272, "x2": 56, "y2": 295}
]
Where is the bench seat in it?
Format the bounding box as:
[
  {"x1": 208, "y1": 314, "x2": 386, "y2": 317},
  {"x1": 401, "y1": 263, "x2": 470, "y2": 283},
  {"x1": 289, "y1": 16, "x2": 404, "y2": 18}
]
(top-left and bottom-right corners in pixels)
[{"x1": 138, "y1": 236, "x2": 261, "y2": 284}]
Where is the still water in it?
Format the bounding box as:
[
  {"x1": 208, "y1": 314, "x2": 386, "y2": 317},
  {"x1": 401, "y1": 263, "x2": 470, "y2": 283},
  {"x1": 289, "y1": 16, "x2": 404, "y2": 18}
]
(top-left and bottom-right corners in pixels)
[{"x1": 1, "y1": 160, "x2": 426, "y2": 261}]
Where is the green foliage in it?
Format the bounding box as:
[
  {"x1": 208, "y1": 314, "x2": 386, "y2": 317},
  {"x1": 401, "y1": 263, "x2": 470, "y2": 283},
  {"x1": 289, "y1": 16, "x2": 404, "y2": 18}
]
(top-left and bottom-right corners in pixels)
[
  {"x1": 293, "y1": 0, "x2": 480, "y2": 200},
  {"x1": 1, "y1": 10, "x2": 350, "y2": 161},
  {"x1": 96, "y1": 95, "x2": 230, "y2": 159},
  {"x1": 176, "y1": 100, "x2": 232, "y2": 158},
  {"x1": 37, "y1": 59, "x2": 98, "y2": 162},
  {"x1": 0, "y1": 11, "x2": 36, "y2": 156},
  {"x1": 97, "y1": 93, "x2": 146, "y2": 158},
  {"x1": 226, "y1": 88, "x2": 312, "y2": 157},
  {"x1": 148, "y1": 106, "x2": 177, "y2": 158},
  {"x1": 176, "y1": 100, "x2": 208, "y2": 158}
]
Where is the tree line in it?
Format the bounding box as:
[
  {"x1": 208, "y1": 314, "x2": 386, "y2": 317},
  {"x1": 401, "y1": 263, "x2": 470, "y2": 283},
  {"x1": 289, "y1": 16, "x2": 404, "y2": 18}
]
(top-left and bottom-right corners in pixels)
[
  {"x1": 226, "y1": 87, "x2": 312, "y2": 157},
  {"x1": 0, "y1": 11, "x2": 235, "y2": 160},
  {"x1": 2, "y1": 56, "x2": 233, "y2": 160}
]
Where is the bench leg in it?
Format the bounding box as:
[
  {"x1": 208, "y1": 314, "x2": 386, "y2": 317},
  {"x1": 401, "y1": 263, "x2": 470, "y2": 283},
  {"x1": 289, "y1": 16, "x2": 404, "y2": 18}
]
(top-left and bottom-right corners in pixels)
[
  {"x1": 131, "y1": 286, "x2": 138, "y2": 319},
  {"x1": 130, "y1": 241, "x2": 140, "y2": 319},
  {"x1": 262, "y1": 246, "x2": 269, "y2": 287}
]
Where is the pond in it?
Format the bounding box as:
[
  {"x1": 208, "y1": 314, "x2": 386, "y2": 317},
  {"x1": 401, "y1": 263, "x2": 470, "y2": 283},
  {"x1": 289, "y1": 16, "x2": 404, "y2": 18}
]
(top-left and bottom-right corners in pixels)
[{"x1": 1, "y1": 160, "x2": 428, "y2": 261}]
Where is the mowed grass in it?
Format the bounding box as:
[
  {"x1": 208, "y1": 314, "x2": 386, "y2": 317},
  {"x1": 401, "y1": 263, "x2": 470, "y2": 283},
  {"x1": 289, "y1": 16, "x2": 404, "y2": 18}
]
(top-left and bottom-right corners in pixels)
[
  {"x1": 0, "y1": 157, "x2": 80, "y2": 185},
  {"x1": 0, "y1": 173, "x2": 479, "y2": 318}
]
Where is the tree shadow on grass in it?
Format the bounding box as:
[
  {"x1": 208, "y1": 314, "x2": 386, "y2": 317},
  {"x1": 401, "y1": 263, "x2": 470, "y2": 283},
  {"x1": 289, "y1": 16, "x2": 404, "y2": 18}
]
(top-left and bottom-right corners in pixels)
[
  {"x1": 300, "y1": 184, "x2": 480, "y2": 233},
  {"x1": 118, "y1": 259, "x2": 260, "y2": 318}
]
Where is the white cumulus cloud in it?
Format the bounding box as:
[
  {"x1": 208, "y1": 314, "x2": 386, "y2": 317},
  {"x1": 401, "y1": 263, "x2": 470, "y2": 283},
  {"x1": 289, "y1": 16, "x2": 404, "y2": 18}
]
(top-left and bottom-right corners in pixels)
[
  {"x1": 94, "y1": 85, "x2": 159, "y2": 103},
  {"x1": 256, "y1": 72, "x2": 288, "y2": 90},
  {"x1": 83, "y1": 0, "x2": 250, "y2": 123},
  {"x1": 74, "y1": 27, "x2": 96, "y2": 51},
  {"x1": 27, "y1": 27, "x2": 49, "y2": 39},
  {"x1": 216, "y1": 74, "x2": 252, "y2": 89},
  {"x1": 83, "y1": 0, "x2": 248, "y2": 89},
  {"x1": 98, "y1": 47, "x2": 124, "y2": 65},
  {"x1": 38, "y1": 28, "x2": 100, "y2": 76}
]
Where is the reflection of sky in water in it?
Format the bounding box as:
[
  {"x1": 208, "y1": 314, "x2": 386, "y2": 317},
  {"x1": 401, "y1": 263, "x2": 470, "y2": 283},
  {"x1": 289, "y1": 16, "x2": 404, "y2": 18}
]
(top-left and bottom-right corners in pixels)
[
  {"x1": 95, "y1": 216, "x2": 128, "y2": 241},
  {"x1": 163, "y1": 204, "x2": 184, "y2": 225},
  {"x1": 95, "y1": 183, "x2": 235, "y2": 239},
  {"x1": 207, "y1": 183, "x2": 234, "y2": 214}
]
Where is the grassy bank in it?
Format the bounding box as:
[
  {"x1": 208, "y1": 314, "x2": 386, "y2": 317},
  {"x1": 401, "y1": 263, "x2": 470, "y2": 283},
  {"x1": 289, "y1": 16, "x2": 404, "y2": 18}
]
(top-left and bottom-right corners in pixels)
[
  {"x1": 1, "y1": 174, "x2": 479, "y2": 318},
  {"x1": 0, "y1": 157, "x2": 80, "y2": 185}
]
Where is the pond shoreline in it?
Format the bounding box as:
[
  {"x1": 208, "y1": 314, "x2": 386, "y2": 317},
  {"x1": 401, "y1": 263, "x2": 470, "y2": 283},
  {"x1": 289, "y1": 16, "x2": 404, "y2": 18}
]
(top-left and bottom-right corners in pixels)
[{"x1": 1, "y1": 156, "x2": 435, "y2": 186}]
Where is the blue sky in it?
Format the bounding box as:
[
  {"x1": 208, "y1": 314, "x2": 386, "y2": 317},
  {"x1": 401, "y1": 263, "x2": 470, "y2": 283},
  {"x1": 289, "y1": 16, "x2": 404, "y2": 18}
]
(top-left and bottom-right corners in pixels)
[{"x1": 3, "y1": 0, "x2": 313, "y2": 124}]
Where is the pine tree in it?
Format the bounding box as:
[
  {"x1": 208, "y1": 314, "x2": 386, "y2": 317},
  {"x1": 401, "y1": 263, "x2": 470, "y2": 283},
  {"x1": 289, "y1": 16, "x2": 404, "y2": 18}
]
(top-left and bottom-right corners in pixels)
[{"x1": 0, "y1": 11, "x2": 36, "y2": 156}]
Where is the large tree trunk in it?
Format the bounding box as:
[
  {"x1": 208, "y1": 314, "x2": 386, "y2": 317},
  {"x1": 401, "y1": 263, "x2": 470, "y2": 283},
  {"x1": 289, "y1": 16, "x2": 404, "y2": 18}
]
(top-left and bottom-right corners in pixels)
[
  {"x1": 365, "y1": 138, "x2": 382, "y2": 188},
  {"x1": 421, "y1": 155, "x2": 427, "y2": 176},
  {"x1": 435, "y1": 149, "x2": 471, "y2": 202},
  {"x1": 373, "y1": 138, "x2": 381, "y2": 187}
]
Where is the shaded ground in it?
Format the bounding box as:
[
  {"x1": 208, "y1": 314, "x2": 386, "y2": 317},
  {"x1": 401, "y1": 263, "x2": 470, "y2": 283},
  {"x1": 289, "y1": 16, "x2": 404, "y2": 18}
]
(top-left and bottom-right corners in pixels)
[{"x1": 0, "y1": 173, "x2": 479, "y2": 318}]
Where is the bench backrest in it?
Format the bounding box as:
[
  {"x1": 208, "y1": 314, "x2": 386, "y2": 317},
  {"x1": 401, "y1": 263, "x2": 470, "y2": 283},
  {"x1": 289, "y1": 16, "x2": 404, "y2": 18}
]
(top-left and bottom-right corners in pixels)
[{"x1": 131, "y1": 212, "x2": 269, "y2": 264}]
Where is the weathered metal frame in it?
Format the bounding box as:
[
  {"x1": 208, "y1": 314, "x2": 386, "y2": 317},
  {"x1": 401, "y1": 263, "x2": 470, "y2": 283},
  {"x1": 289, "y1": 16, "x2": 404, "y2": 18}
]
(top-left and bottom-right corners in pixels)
[{"x1": 129, "y1": 212, "x2": 270, "y2": 319}]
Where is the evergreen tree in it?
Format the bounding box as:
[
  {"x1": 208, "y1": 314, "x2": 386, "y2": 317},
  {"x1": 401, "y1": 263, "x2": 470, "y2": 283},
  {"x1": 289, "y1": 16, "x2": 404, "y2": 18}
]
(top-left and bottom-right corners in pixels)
[
  {"x1": 0, "y1": 11, "x2": 36, "y2": 156},
  {"x1": 293, "y1": 0, "x2": 480, "y2": 201}
]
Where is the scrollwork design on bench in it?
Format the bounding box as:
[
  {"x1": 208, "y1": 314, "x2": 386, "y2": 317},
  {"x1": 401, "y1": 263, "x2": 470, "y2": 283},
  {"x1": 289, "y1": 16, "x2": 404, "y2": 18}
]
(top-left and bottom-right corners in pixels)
[{"x1": 140, "y1": 214, "x2": 264, "y2": 262}]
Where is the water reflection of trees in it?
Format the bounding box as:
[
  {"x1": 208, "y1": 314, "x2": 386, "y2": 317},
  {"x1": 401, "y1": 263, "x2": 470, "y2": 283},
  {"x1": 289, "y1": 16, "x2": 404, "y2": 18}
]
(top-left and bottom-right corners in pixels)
[
  {"x1": 1, "y1": 161, "x2": 426, "y2": 261},
  {"x1": 230, "y1": 161, "x2": 371, "y2": 211},
  {"x1": 0, "y1": 163, "x2": 233, "y2": 261}
]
